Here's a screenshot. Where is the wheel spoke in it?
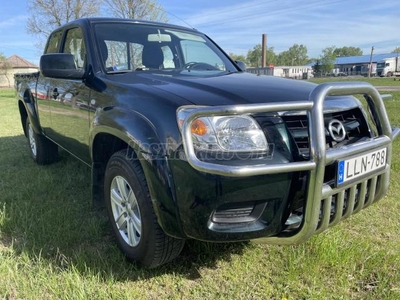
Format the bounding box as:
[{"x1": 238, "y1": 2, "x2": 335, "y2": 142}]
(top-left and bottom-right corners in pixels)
[
  {"x1": 131, "y1": 213, "x2": 142, "y2": 234},
  {"x1": 127, "y1": 189, "x2": 134, "y2": 204},
  {"x1": 115, "y1": 211, "x2": 128, "y2": 230},
  {"x1": 127, "y1": 189, "x2": 138, "y2": 207},
  {"x1": 111, "y1": 189, "x2": 125, "y2": 210},
  {"x1": 127, "y1": 218, "x2": 138, "y2": 246},
  {"x1": 116, "y1": 177, "x2": 128, "y2": 201}
]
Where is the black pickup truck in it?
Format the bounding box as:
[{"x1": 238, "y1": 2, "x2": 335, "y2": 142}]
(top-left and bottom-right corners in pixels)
[{"x1": 15, "y1": 18, "x2": 399, "y2": 268}]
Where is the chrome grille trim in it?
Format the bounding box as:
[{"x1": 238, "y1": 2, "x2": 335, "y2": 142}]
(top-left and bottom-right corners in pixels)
[{"x1": 316, "y1": 173, "x2": 383, "y2": 234}]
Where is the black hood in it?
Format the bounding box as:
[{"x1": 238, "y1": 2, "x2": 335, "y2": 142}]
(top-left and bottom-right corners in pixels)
[
  {"x1": 107, "y1": 71, "x2": 361, "y2": 110},
  {"x1": 135, "y1": 72, "x2": 316, "y2": 106}
]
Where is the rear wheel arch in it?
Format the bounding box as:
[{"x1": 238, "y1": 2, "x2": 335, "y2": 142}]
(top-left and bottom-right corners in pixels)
[
  {"x1": 18, "y1": 100, "x2": 28, "y2": 137},
  {"x1": 25, "y1": 117, "x2": 58, "y2": 165}
]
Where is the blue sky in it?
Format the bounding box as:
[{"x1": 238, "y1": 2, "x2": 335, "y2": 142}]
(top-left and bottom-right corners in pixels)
[{"x1": 1, "y1": 0, "x2": 399, "y2": 65}]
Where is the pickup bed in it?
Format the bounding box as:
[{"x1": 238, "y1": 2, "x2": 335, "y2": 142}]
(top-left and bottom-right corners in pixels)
[{"x1": 15, "y1": 18, "x2": 399, "y2": 268}]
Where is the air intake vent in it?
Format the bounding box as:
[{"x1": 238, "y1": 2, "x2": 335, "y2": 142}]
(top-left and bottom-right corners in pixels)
[{"x1": 212, "y1": 201, "x2": 267, "y2": 224}]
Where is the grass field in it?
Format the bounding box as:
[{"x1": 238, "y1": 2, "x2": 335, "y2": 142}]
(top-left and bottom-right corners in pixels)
[
  {"x1": 1, "y1": 84, "x2": 400, "y2": 299},
  {"x1": 309, "y1": 76, "x2": 400, "y2": 86}
]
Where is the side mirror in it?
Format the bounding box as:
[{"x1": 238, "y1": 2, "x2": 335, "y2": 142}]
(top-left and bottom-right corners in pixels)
[
  {"x1": 40, "y1": 53, "x2": 86, "y2": 79},
  {"x1": 235, "y1": 60, "x2": 246, "y2": 72}
]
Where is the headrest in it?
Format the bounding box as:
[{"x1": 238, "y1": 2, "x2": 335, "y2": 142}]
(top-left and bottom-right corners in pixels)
[{"x1": 142, "y1": 45, "x2": 164, "y2": 69}]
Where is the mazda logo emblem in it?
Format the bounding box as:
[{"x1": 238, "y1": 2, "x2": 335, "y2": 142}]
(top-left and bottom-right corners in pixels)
[{"x1": 328, "y1": 119, "x2": 346, "y2": 142}]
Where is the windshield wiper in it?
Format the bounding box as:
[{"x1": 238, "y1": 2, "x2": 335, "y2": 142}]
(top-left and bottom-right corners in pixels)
[{"x1": 106, "y1": 70, "x2": 134, "y2": 74}]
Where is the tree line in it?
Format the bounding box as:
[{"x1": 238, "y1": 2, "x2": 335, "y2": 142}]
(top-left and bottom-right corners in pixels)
[
  {"x1": 26, "y1": 0, "x2": 168, "y2": 49},
  {"x1": 230, "y1": 44, "x2": 400, "y2": 74},
  {"x1": 230, "y1": 45, "x2": 365, "y2": 68}
]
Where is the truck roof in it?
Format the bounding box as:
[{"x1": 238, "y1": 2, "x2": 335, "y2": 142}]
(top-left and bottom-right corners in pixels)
[{"x1": 53, "y1": 17, "x2": 199, "y2": 34}]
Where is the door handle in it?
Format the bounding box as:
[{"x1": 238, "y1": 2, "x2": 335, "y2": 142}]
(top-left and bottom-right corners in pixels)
[{"x1": 52, "y1": 88, "x2": 59, "y2": 99}]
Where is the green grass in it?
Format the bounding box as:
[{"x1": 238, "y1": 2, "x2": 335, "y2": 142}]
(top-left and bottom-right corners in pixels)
[
  {"x1": 1, "y1": 86, "x2": 400, "y2": 299},
  {"x1": 309, "y1": 76, "x2": 400, "y2": 86}
]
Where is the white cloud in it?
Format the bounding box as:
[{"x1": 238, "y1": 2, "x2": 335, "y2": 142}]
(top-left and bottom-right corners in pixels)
[
  {"x1": 175, "y1": 0, "x2": 400, "y2": 57},
  {"x1": 0, "y1": 15, "x2": 28, "y2": 29}
]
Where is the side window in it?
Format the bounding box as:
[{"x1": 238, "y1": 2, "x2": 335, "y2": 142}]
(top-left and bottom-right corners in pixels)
[
  {"x1": 102, "y1": 40, "x2": 144, "y2": 71},
  {"x1": 62, "y1": 27, "x2": 86, "y2": 68},
  {"x1": 45, "y1": 30, "x2": 63, "y2": 53}
]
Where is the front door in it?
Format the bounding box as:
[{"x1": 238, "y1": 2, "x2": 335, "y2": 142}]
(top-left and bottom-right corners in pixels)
[{"x1": 47, "y1": 27, "x2": 92, "y2": 164}]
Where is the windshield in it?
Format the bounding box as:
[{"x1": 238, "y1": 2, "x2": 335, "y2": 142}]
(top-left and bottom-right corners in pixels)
[
  {"x1": 93, "y1": 23, "x2": 238, "y2": 75},
  {"x1": 377, "y1": 63, "x2": 385, "y2": 68}
]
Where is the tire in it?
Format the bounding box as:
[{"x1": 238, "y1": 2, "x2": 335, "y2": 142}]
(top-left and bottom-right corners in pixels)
[
  {"x1": 387, "y1": 72, "x2": 393, "y2": 77},
  {"x1": 26, "y1": 118, "x2": 58, "y2": 165},
  {"x1": 104, "y1": 150, "x2": 185, "y2": 268}
]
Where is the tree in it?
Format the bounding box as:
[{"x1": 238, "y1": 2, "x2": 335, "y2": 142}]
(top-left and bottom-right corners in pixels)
[
  {"x1": 229, "y1": 53, "x2": 247, "y2": 64},
  {"x1": 246, "y1": 44, "x2": 262, "y2": 67},
  {"x1": 246, "y1": 44, "x2": 277, "y2": 67},
  {"x1": 392, "y1": 47, "x2": 400, "y2": 54},
  {"x1": 265, "y1": 47, "x2": 277, "y2": 66},
  {"x1": 319, "y1": 46, "x2": 336, "y2": 74},
  {"x1": 277, "y1": 44, "x2": 308, "y2": 66},
  {"x1": 103, "y1": 0, "x2": 168, "y2": 22},
  {"x1": 0, "y1": 53, "x2": 11, "y2": 87},
  {"x1": 312, "y1": 59, "x2": 322, "y2": 77},
  {"x1": 27, "y1": 0, "x2": 101, "y2": 48},
  {"x1": 333, "y1": 46, "x2": 363, "y2": 57}
]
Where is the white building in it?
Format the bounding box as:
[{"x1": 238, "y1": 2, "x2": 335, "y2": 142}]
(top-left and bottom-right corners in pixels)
[
  {"x1": 272, "y1": 66, "x2": 313, "y2": 79},
  {"x1": 247, "y1": 65, "x2": 313, "y2": 79},
  {"x1": 0, "y1": 55, "x2": 38, "y2": 88}
]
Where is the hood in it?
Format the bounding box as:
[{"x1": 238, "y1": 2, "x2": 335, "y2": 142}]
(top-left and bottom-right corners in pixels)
[{"x1": 108, "y1": 71, "x2": 361, "y2": 110}]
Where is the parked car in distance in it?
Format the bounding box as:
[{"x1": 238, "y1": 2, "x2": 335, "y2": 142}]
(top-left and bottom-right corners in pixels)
[{"x1": 335, "y1": 72, "x2": 348, "y2": 77}]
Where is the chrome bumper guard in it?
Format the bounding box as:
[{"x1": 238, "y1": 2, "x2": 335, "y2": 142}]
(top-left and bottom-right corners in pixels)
[{"x1": 181, "y1": 82, "x2": 399, "y2": 244}]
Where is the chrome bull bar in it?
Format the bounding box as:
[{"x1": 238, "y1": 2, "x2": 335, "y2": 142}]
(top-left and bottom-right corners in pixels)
[{"x1": 180, "y1": 82, "x2": 399, "y2": 244}]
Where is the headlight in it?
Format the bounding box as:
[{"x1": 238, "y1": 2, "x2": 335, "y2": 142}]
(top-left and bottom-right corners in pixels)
[{"x1": 177, "y1": 107, "x2": 268, "y2": 153}]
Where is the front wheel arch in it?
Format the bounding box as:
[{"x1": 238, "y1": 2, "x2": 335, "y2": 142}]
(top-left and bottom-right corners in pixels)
[
  {"x1": 90, "y1": 129, "x2": 186, "y2": 239},
  {"x1": 104, "y1": 150, "x2": 185, "y2": 268}
]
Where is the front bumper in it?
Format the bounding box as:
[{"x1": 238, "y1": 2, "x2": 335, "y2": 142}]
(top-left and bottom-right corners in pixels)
[{"x1": 179, "y1": 82, "x2": 399, "y2": 244}]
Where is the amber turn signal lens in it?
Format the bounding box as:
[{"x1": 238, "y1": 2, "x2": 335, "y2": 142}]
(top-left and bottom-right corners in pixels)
[{"x1": 191, "y1": 119, "x2": 208, "y2": 136}]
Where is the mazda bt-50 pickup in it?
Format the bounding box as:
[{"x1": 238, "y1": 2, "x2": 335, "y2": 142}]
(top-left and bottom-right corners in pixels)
[{"x1": 15, "y1": 18, "x2": 399, "y2": 268}]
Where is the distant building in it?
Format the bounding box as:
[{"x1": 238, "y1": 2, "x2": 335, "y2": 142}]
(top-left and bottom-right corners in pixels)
[
  {"x1": 0, "y1": 55, "x2": 38, "y2": 87},
  {"x1": 334, "y1": 53, "x2": 397, "y2": 76},
  {"x1": 307, "y1": 53, "x2": 399, "y2": 76},
  {"x1": 247, "y1": 65, "x2": 313, "y2": 79},
  {"x1": 271, "y1": 66, "x2": 313, "y2": 79}
]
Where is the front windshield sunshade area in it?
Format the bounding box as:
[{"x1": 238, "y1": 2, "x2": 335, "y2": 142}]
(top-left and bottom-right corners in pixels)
[{"x1": 94, "y1": 23, "x2": 237, "y2": 75}]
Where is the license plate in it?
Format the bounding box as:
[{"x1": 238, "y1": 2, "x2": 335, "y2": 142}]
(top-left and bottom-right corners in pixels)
[{"x1": 337, "y1": 148, "x2": 387, "y2": 185}]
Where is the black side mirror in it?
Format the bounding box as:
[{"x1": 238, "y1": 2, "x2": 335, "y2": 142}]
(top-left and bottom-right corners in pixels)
[
  {"x1": 40, "y1": 53, "x2": 86, "y2": 79},
  {"x1": 235, "y1": 60, "x2": 246, "y2": 72}
]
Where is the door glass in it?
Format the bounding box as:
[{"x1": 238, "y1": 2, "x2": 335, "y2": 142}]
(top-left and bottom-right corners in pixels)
[
  {"x1": 45, "y1": 30, "x2": 63, "y2": 53},
  {"x1": 63, "y1": 27, "x2": 86, "y2": 68}
]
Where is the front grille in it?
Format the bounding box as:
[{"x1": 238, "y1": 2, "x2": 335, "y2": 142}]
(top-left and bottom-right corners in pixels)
[{"x1": 282, "y1": 108, "x2": 370, "y2": 158}]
